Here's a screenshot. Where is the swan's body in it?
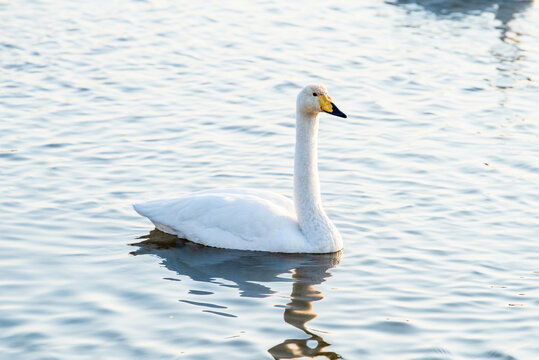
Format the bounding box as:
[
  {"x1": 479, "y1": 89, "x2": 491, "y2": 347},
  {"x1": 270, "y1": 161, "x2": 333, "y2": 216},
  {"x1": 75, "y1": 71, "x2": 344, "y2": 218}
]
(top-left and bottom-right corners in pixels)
[
  {"x1": 134, "y1": 188, "x2": 309, "y2": 252},
  {"x1": 134, "y1": 84, "x2": 347, "y2": 253}
]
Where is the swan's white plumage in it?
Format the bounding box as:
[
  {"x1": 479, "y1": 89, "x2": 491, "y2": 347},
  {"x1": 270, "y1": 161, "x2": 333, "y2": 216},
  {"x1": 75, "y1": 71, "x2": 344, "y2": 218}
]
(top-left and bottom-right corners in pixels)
[
  {"x1": 134, "y1": 188, "x2": 309, "y2": 253},
  {"x1": 134, "y1": 84, "x2": 346, "y2": 253}
]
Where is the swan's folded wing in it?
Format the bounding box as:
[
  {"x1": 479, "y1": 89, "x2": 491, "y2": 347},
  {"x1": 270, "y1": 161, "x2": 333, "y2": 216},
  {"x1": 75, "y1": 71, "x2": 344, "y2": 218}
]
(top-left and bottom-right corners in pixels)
[{"x1": 133, "y1": 189, "x2": 306, "y2": 252}]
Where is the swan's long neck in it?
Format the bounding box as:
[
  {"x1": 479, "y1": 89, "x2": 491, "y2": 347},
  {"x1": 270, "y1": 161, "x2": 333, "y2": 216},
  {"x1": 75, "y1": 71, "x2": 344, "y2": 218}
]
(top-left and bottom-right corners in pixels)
[
  {"x1": 294, "y1": 110, "x2": 342, "y2": 251},
  {"x1": 294, "y1": 110, "x2": 322, "y2": 216}
]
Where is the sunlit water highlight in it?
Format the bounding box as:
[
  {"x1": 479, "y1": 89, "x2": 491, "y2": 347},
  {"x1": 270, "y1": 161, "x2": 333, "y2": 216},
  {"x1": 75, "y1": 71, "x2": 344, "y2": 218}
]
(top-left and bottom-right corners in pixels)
[{"x1": 1, "y1": 0, "x2": 538, "y2": 359}]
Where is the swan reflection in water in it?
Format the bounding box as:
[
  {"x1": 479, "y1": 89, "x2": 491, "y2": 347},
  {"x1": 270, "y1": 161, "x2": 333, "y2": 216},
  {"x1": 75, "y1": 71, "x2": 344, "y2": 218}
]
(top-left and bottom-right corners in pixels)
[{"x1": 130, "y1": 230, "x2": 343, "y2": 360}]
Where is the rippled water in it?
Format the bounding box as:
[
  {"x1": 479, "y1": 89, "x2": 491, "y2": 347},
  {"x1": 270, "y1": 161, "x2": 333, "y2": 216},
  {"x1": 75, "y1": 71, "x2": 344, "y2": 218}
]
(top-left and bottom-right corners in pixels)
[{"x1": 1, "y1": 0, "x2": 538, "y2": 359}]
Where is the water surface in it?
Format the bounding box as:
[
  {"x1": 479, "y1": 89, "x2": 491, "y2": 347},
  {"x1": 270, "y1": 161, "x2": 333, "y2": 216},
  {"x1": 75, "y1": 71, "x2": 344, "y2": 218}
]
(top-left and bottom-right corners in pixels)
[{"x1": 1, "y1": 0, "x2": 538, "y2": 359}]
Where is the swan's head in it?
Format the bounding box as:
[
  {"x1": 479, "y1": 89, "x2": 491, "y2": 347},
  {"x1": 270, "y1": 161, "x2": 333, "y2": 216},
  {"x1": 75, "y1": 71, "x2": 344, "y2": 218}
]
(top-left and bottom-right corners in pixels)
[{"x1": 297, "y1": 84, "x2": 347, "y2": 118}]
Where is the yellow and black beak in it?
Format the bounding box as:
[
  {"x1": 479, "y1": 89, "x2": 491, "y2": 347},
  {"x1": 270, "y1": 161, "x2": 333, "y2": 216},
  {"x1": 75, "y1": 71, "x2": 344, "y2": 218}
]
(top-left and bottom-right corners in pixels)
[{"x1": 318, "y1": 94, "x2": 347, "y2": 118}]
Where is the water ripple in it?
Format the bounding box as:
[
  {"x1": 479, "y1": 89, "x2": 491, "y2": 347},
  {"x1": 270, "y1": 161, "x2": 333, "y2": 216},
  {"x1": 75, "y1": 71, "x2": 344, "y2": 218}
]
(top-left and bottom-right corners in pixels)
[{"x1": 1, "y1": 0, "x2": 538, "y2": 359}]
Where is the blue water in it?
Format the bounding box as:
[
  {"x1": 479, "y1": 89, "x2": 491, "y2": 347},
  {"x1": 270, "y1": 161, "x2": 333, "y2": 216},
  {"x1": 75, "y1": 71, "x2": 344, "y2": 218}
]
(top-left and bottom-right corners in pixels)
[{"x1": 1, "y1": 0, "x2": 538, "y2": 359}]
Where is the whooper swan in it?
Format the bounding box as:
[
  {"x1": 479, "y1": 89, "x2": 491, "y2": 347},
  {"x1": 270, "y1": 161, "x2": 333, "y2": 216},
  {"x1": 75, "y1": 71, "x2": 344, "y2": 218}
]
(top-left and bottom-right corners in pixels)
[{"x1": 134, "y1": 84, "x2": 347, "y2": 253}]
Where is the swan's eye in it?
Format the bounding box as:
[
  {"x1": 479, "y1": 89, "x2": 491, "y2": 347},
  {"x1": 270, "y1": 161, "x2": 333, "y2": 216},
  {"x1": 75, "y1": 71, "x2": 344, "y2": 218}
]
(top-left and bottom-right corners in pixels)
[{"x1": 312, "y1": 93, "x2": 317, "y2": 96}]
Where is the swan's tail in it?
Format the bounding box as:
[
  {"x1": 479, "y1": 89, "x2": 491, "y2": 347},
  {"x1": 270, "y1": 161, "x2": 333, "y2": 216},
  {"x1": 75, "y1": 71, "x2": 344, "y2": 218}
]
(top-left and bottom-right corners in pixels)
[{"x1": 133, "y1": 202, "x2": 183, "y2": 237}]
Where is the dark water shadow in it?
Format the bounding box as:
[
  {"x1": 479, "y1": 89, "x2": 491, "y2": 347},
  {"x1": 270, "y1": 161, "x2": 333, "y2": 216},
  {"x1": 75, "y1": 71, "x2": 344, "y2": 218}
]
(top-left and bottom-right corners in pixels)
[
  {"x1": 386, "y1": 0, "x2": 532, "y2": 20},
  {"x1": 130, "y1": 229, "x2": 343, "y2": 359}
]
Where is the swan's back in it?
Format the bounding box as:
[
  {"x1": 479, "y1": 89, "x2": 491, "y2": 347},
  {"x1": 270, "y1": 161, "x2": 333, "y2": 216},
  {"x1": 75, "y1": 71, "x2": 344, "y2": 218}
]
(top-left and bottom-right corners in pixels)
[{"x1": 133, "y1": 188, "x2": 310, "y2": 253}]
